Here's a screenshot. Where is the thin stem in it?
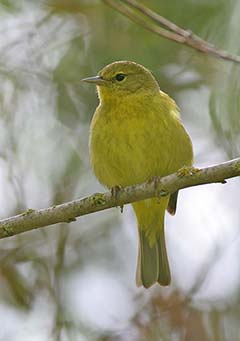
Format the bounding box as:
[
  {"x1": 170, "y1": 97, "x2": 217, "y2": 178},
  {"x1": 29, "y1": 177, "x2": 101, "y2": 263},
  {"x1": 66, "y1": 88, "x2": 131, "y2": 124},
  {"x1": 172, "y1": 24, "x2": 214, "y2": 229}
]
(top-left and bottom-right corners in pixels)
[
  {"x1": 0, "y1": 157, "x2": 239, "y2": 240},
  {"x1": 103, "y1": 0, "x2": 240, "y2": 64}
]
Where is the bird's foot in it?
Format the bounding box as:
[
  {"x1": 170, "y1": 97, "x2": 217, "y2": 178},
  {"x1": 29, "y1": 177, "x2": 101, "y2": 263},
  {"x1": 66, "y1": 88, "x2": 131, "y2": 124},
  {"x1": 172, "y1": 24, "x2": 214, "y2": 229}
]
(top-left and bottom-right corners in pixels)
[
  {"x1": 111, "y1": 185, "x2": 124, "y2": 213},
  {"x1": 148, "y1": 176, "x2": 168, "y2": 201}
]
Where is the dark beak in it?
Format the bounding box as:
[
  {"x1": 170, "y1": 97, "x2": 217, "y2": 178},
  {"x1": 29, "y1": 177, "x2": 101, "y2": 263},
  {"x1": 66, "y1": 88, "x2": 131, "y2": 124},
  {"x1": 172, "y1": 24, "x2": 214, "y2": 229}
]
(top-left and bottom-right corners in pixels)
[{"x1": 81, "y1": 75, "x2": 105, "y2": 85}]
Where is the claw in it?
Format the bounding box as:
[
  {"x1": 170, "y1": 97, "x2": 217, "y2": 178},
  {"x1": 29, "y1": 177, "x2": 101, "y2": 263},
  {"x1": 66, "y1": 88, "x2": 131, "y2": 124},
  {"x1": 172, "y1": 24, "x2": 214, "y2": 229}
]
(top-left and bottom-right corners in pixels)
[
  {"x1": 148, "y1": 176, "x2": 160, "y2": 196},
  {"x1": 111, "y1": 185, "x2": 122, "y2": 198},
  {"x1": 148, "y1": 176, "x2": 168, "y2": 199},
  {"x1": 111, "y1": 185, "x2": 124, "y2": 213}
]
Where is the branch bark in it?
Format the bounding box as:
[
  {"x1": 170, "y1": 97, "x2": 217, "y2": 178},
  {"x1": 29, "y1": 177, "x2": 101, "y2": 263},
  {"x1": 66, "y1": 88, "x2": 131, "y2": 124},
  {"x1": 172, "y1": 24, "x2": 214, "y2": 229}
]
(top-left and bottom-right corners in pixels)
[
  {"x1": 103, "y1": 0, "x2": 240, "y2": 64},
  {"x1": 0, "y1": 158, "x2": 239, "y2": 240}
]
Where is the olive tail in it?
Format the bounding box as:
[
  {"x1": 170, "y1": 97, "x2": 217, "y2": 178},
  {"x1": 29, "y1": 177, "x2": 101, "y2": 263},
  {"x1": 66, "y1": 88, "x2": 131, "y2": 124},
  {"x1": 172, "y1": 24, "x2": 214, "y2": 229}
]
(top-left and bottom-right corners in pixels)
[{"x1": 136, "y1": 227, "x2": 171, "y2": 288}]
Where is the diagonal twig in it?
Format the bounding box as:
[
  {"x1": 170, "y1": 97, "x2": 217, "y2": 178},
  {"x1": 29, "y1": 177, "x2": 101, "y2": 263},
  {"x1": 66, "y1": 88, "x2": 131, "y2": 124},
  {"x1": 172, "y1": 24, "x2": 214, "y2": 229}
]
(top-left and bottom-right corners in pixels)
[
  {"x1": 103, "y1": 0, "x2": 240, "y2": 64},
  {"x1": 0, "y1": 158, "x2": 239, "y2": 240}
]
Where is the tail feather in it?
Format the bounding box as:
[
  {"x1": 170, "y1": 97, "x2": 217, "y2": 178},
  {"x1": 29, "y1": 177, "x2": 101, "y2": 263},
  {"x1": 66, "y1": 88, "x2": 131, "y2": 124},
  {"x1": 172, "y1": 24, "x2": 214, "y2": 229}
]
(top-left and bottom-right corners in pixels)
[
  {"x1": 136, "y1": 229, "x2": 159, "y2": 288},
  {"x1": 157, "y1": 227, "x2": 171, "y2": 286},
  {"x1": 137, "y1": 227, "x2": 171, "y2": 288},
  {"x1": 133, "y1": 198, "x2": 171, "y2": 288}
]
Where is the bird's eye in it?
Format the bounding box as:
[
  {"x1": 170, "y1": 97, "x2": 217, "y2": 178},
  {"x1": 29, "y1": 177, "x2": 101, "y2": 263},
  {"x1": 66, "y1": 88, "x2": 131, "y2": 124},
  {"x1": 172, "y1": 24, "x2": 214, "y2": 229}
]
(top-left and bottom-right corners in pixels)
[{"x1": 115, "y1": 73, "x2": 125, "y2": 82}]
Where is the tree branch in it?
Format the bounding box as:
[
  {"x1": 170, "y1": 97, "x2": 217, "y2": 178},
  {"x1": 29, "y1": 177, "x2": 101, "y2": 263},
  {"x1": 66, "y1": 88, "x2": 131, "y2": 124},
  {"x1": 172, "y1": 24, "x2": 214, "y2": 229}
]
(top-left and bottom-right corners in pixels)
[
  {"x1": 103, "y1": 0, "x2": 240, "y2": 64},
  {"x1": 0, "y1": 158, "x2": 239, "y2": 240}
]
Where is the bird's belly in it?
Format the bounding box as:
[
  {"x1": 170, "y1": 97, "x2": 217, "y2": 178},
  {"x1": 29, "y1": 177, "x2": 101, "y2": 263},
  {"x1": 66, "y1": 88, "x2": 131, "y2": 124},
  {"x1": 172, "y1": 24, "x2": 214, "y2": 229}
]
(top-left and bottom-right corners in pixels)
[
  {"x1": 90, "y1": 131, "x2": 146, "y2": 187},
  {"x1": 89, "y1": 106, "x2": 193, "y2": 189},
  {"x1": 90, "y1": 124, "x2": 181, "y2": 188}
]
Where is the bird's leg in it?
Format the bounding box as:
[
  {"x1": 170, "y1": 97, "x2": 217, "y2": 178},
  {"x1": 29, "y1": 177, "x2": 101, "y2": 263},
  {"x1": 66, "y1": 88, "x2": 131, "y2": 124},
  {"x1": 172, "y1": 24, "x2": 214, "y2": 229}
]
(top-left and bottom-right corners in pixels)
[
  {"x1": 111, "y1": 185, "x2": 124, "y2": 213},
  {"x1": 147, "y1": 176, "x2": 168, "y2": 203}
]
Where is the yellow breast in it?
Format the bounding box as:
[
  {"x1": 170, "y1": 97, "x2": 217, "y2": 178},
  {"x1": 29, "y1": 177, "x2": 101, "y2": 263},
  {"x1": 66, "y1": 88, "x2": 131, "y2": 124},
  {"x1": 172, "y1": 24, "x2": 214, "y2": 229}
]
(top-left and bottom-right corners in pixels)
[{"x1": 89, "y1": 91, "x2": 193, "y2": 188}]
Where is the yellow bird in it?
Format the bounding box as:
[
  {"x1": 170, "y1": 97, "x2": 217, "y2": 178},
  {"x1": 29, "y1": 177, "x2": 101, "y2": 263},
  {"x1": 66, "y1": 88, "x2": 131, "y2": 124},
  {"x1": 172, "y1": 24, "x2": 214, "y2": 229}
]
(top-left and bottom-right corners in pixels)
[{"x1": 82, "y1": 61, "x2": 193, "y2": 288}]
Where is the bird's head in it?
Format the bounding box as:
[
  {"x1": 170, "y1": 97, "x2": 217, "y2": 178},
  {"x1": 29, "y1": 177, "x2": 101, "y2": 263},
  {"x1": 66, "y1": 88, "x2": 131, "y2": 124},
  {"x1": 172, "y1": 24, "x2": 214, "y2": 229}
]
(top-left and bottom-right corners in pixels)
[{"x1": 82, "y1": 61, "x2": 160, "y2": 101}]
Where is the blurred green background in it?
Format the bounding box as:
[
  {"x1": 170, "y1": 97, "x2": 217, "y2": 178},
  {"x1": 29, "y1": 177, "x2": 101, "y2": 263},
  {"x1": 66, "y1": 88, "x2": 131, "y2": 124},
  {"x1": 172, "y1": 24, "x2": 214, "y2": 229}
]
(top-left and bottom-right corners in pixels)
[{"x1": 0, "y1": 0, "x2": 239, "y2": 340}]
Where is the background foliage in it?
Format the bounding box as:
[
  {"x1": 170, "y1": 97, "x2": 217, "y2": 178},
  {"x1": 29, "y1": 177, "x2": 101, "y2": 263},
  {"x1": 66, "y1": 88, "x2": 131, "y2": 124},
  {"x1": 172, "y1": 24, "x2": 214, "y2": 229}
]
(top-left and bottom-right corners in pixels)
[{"x1": 0, "y1": 0, "x2": 239, "y2": 340}]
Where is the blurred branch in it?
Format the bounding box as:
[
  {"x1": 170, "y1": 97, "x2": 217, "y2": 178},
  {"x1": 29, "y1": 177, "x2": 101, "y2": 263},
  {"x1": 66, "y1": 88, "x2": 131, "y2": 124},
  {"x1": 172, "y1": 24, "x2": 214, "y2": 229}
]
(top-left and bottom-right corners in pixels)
[
  {"x1": 103, "y1": 0, "x2": 240, "y2": 64},
  {"x1": 0, "y1": 158, "x2": 239, "y2": 239}
]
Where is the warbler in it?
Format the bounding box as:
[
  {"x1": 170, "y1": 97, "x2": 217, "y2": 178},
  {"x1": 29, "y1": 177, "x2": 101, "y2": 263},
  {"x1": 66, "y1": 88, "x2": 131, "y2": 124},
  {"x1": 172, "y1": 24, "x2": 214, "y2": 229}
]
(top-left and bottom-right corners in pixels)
[{"x1": 82, "y1": 61, "x2": 193, "y2": 288}]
